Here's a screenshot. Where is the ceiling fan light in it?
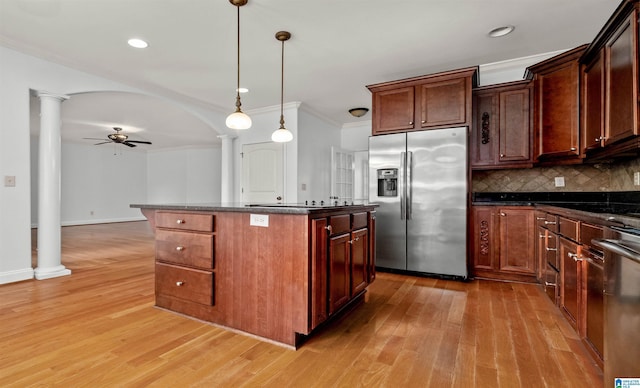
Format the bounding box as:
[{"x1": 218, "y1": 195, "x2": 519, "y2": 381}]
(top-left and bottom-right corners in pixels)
[
  {"x1": 226, "y1": 111, "x2": 252, "y2": 130},
  {"x1": 488, "y1": 25, "x2": 515, "y2": 38},
  {"x1": 271, "y1": 128, "x2": 293, "y2": 143},
  {"x1": 127, "y1": 38, "x2": 148, "y2": 48}
]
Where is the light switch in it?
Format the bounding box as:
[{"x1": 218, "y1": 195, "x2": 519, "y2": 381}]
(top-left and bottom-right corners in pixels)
[{"x1": 4, "y1": 175, "x2": 16, "y2": 187}]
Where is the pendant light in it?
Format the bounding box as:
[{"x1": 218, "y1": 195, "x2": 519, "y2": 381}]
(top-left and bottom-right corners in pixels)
[
  {"x1": 226, "y1": 0, "x2": 252, "y2": 130},
  {"x1": 271, "y1": 31, "x2": 293, "y2": 143}
]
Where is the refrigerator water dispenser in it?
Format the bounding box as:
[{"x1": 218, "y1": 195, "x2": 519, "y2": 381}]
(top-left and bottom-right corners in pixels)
[{"x1": 377, "y1": 168, "x2": 398, "y2": 197}]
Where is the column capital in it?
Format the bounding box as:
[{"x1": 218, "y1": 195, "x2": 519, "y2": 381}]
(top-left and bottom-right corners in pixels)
[
  {"x1": 217, "y1": 134, "x2": 237, "y2": 141},
  {"x1": 35, "y1": 91, "x2": 70, "y2": 101}
]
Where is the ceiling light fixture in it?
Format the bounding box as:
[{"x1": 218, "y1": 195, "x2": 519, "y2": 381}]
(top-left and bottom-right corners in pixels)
[
  {"x1": 488, "y1": 25, "x2": 515, "y2": 38},
  {"x1": 127, "y1": 38, "x2": 148, "y2": 48},
  {"x1": 348, "y1": 107, "x2": 369, "y2": 118},
  {"x1": 226, "y1": 0, "x2": 252, "y2": 130},
  {"x1": 272, "y1": 31, "x2": 293, "y2": 143}
]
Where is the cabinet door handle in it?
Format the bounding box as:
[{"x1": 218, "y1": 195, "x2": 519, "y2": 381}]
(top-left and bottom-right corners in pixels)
[
  {"x1": 499, "y1": 212, "x2": 506, "y2": 217},
  {"x1": 354, "y1": 237, "x2": 359, "y2": 242},
  {"x1": 499, "y1": 154, "x2": 505, "y2": 158},
  {"x1": 536, "y1": 217, "x2": 546, "y2": 220},
  {"x1": 421, "y1": 120, "x2": 426, "y2": 124},
  {"x1": 408, "y1": 121, "x2": 414, "y2": 125},
  {"x1": 595, "y1": 136, "x2": 605, "y2": 142},
  {"x1": 176, "y1": 219, "x2": 185, "y2": 224},
  {"x1": 546, "y1": 247, "x2": 557, "y2": 251},
  {"x1": 176, "y1": 246, "x2": 185, "y2": 251},
  {"x1": 539, "y1": 234, "x2": 547, "y2": 239},
  {"x1": 568, "y1": 252, "x2": 582, "y2": 261},
  {"x1": 544, "y1": 282, "x2": 556, "y2": 287},
  {"x1": 176, "y1": 281, "x2": 185, "y2": 286},
  {"x1": 570, "y1": 147, "x2": 577, "y2": 151},
  {"x1": 325, "y1": 225, "x2": 332, "y2": 232},
  {"x1": 348, "y1": 239, "x2": 354, "y2": 244},
  {"x1": 544, "y1": 221, "x2": 556, "y2": 225}
]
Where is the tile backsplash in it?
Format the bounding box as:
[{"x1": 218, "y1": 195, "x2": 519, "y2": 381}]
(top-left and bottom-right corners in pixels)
[{"x1": 472, "y1": 156, "x2": 640, "y2": 192}]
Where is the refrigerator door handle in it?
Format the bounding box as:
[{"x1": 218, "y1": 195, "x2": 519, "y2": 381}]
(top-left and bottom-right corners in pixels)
[
  {"x1": 400, "y1": 151, "x2": 406, "y2": 220},
  {"x1": 406, "y1": 151, "x2": 413, "y2": 220}
]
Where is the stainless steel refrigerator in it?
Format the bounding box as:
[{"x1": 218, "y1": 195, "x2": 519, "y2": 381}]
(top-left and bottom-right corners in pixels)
[{"x1": 368, "y1": 127, "x2": 468, "y2": 279}]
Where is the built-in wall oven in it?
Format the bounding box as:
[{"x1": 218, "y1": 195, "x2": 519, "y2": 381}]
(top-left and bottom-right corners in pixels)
[{"x1": 593, "y1": 227, "x2": 640, "y2": 385}]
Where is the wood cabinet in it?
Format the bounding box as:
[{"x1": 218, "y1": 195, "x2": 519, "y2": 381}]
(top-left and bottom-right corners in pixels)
[
  {"x1": 368, "y1": 67, "x2": 477, "y2": 135},
  {"x1": 154, "y1": 211, "x2": 215, "y2": 307},
  {"x1": 325, "y1": 212, "x2": 371, "y2": 315},
  {"x1": 581, "y1": 49, "x2": 605, "y2": 153},
  {"x1": 526, "y1": 45, "x2": 587, "y2": 161},
  {"x1": 471, "y1": 81, "x2": 533, "y2": 169},
  {"x1": 580, "y1": 1, "x2": 640, "y2": 160},
  {"x1": 471, "y1": 206, "x2": 536, "y2": 282},
  {"x1": 559, "y1": 237, "x2": 583, "y2": 333},
  {"x1": 605, "y1": 9, "x2": 639, "y2": 144},
  {"x1": 140, "y1": 204, "x2": 377, "y2": 348}
]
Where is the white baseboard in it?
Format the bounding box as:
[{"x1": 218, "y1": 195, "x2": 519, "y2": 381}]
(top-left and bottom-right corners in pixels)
[
  {"x1": 0, "y1": 267, "x2": 34, "y2": 285},
  {"x1": 31, "y1": 216, "x2": 146, "y2": 228}
]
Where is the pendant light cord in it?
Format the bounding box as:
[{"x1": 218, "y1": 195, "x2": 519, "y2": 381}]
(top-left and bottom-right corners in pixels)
[
  {"x1": 279, "y1": 38, "x2": 285, "y2": 129},
  {"x1": 235, "y1": 4, "x2": 242, "y2": 112}
]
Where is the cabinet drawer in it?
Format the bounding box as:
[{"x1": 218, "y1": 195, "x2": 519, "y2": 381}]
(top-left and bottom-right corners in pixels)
[
  {"x1": 330, "y1": 214, "x2": 351, "y2": 235},
  {"x1": 352, "y1": 212, "x2": 368, "y2": 230},
  {"x1": 156, "y1": 230, "x2": 214, "y2": 269},
  {"x1": 544, "y1": 214, "x2": 559, "y2": 233},
  {"x1": 156, "y1": 211, "x2": 214, "y2": 232},
  {"x1": 558, "y1": 217, "x2": 578, "y2": 241},
  {"x1": 156, "y1": 263, "x2": 214, "y2": 305},
  {"x1": 580, "y1": 223, "x2": 603, "y2": 252}
]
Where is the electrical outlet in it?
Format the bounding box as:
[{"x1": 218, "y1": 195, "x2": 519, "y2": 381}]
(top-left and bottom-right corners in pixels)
[
  {"x1": 554, "y1": 177, "x2": 565, "y2": 187},
  {"x1": 634, "y1": 171, "x2": 640, "y2": 186},
  {"x1": 4, "y1": 175, "x2": 15, "y2": 187},
  {"x1": 249, "y1": 214, "x2": 269, "y2": 227}
]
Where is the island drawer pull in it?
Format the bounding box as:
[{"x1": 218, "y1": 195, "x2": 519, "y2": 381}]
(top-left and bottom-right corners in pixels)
[
  {"x1": 176, "y1": 246, "x2": 185, "y2": 251},
  {"x1": 176, "y1": 281, "x2": 185, "y2": 286},
  {"x1": 546, "y1": 247, "x2": 557, "y2": 251},
  {"x1": 544, "y1": 221, "x2": 556, "y2": 225},
  {"x1": 176, "y1": 219, "x2": 185, "y2": 224}
]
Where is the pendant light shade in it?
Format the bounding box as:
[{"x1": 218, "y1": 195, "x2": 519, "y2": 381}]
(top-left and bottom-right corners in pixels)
[
  {"x1": 272, "y1": 31, "x2": 293, "y2": 143},
  {"x1": 226, "y1": 0, "x2": 251, "y2": 130}
]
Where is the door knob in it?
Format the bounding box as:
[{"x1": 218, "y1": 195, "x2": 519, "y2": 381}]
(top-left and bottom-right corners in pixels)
[{"x1": 276, "y1": 196, "x2": 282, "y2": 201}]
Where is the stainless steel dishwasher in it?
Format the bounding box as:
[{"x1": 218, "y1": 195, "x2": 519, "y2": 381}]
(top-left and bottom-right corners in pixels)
[{"x1": 593, "y1": 227, "x2": 640, "y2": 385}]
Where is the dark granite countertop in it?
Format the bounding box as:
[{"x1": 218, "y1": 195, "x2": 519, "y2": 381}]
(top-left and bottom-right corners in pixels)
[
  {"x1": 472, "y1": 191, "x2": 640, "y2": 228},
  {"x1": 130, "y1": 202, "x2": 378, "y2": 215}
]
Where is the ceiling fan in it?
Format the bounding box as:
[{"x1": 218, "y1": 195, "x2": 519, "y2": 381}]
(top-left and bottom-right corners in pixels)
[{"x1": 84, "y1": 127, "x2": 152, "y2": 147}]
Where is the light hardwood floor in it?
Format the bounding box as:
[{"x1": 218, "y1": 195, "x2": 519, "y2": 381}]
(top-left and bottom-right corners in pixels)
[{"x1": 1, "y1": 221, "x2": 601, "y2": 387}]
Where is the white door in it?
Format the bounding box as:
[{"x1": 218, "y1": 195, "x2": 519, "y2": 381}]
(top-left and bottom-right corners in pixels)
[{"x1": 242, "y1": 142, "x2": 284, "y2": 204}]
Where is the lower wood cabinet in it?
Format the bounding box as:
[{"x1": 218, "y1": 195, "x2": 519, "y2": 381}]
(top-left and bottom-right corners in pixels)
[
  {"x1": 471, "y1": 206, "x2": 536, "y2": 282},
  {"x1": 559, "y1": 237, "x2": 582, "y2": 332}
]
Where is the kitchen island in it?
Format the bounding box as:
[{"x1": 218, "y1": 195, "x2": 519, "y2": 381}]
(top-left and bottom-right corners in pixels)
[{"x1": 131, "y1": 203, "x2": 377, "y2": 348}]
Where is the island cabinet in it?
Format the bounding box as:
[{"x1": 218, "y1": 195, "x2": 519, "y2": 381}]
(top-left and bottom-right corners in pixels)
[
  {"x1": 367, "y1": 67, "x2": 477, "y2": 135},
  {"x1": 140, "y1": 205, "x2": 376, "y2": 349},
  {"x1": 471, "y1": 80, "x2": 533, "y2": 169},
  {"x1": 471, "y1": 206, "x2": 536, "y2": 282},
  {"x1": 154, "y1": 212, "x2": 215, "y2": 308}
]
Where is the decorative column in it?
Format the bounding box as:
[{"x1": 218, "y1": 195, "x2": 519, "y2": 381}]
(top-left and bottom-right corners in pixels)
[
  {"x1": 34, "y1": 92, "x2": 71, "y2": 280},
  {"x1": 218, "y1": 134, "x2": 236, "y2": 203}
]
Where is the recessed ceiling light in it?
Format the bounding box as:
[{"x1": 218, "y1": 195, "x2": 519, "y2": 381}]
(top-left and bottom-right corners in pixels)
[
  {"x1": 236, "y1": 87, "x2": 249, "y2": 93},
  {"x1": 488, "y1": 25, "x2": 515, "y2": 38},
  {"x1": 127, "y1": 38, "x2": 148, "y2": 48}
]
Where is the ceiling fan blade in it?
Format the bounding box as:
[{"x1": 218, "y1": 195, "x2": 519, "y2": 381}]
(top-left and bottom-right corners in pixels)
[
  {"x1": 93, "y1": 141, "x2": 111, "y2": 145},
  {"x1": 83, "y1": 137, "x2": 108, "y2": 141},
  {"x1": 122, "y1": 141, "x2": 137, "y2": 147},
  {"x1": 126, "y1": 140, "x2": 152, "y2": 144}
]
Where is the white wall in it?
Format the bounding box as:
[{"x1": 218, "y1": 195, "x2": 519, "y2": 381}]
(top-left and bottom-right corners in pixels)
[
  {"x1": 297, "y1": 108, "x2": 342, "y2": 203},
  {"x1": 30, "y1": 138, "x2": 149, "y2": 226},
  {"x1": 147, "y1": 147, "x2": 222, "y2": 203},
  {"x1": 0, "y1": 46, "x2": 225, "y2": 284}
]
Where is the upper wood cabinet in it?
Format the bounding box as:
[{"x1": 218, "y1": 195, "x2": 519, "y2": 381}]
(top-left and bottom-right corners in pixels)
[
  {"x1": 605, "y1": 8, "x2": 639, "y2": 144},
  {"x1": 526, "y1": 45, "x2": 587, "y2": 161},
  {"x1": 367, "y1": 67, "x2": 477, "y2": 135},
  {"x1": 471, "y1": 80, "x2": 533, "y2": 169},
  {"x1": 580, "y1": 0, "x2": 640, "y2": 160}
]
